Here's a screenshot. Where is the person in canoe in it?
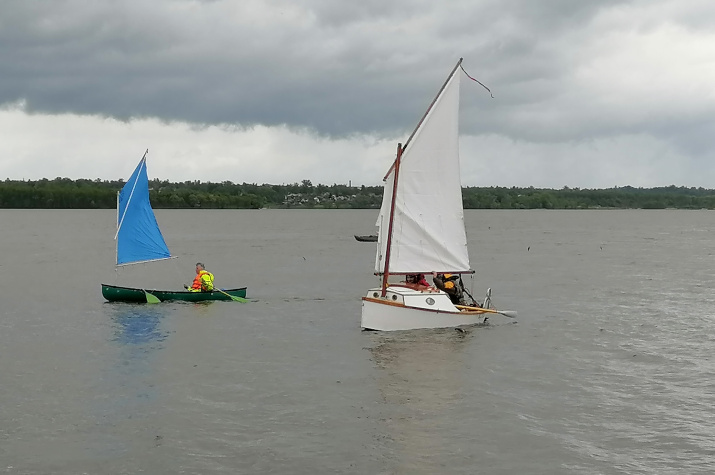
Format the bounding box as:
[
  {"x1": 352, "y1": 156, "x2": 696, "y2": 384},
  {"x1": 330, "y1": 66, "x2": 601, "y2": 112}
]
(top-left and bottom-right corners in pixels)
[
  {"x1": 432, "y1": 272, "x2": 466, "y2": 305},
  {"x1": 184, "y1": 262, "x2": 215, "y2": 292}
]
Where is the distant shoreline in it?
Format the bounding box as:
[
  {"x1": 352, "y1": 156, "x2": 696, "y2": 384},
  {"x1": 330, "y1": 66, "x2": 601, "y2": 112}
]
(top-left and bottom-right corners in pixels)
[{"x1": 2, "y1": 179, "x2": 714, "y2": 210}]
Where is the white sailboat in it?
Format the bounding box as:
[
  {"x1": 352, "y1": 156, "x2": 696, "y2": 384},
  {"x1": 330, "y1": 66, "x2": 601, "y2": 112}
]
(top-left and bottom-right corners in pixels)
[{"x1": 361, "y1": 58, "x2": 516, "y2": 331}]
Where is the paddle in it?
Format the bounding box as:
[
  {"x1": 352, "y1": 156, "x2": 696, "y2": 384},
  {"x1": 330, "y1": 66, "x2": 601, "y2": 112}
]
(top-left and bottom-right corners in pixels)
[
  {"x1": 215, "y1": 288, "x2": 248, "y2": 303},
  {"x1": 456, "y1": 305, "x2": 517, "y2": 318},
  {"x1": 143, "y1": 290, "x2": 161, "y2": 304}
]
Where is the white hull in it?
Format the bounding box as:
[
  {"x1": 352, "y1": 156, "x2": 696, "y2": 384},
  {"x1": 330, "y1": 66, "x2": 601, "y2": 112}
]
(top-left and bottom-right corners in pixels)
[{"x1": 361, "y1": 286, "x2": 487, "y2": 331}]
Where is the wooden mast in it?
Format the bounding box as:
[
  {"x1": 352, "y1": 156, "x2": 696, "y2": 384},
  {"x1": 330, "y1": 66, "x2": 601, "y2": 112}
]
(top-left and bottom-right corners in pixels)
[{"x1": 380, "y1": 142, "x2": 403, "y2": 296}]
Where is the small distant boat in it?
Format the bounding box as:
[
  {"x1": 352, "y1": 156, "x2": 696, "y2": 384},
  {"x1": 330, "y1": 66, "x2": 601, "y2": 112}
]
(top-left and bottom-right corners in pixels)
[
  {"x1": 361, "y1": 59, "x2": 516, "y2": 331},
  {"x1": 101, "y1": 150, "x2": 248, "y2": 303},
  {"x1": 354, "y1": 234, "x2": 378, "y2": 242}
]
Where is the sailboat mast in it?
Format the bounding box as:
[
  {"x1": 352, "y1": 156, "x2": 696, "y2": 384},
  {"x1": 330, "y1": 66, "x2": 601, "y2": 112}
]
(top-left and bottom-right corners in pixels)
[
  {"x1": 380, "y1": 142, "x2": 403, "y2": 296},
  {"x1": 383, "y1": 58, "x2": 463, "y2": 181}
]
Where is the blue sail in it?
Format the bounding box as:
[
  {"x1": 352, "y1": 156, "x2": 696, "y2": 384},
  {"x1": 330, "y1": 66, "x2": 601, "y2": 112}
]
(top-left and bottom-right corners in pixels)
[{"x1": 116, "y1": 154, "x2": 172, "y2": 266}]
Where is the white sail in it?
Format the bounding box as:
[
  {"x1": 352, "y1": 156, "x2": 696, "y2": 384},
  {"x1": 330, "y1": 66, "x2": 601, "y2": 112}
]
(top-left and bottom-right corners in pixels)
[{"x1": 374, "y1": 70, "x2": 470, "y2": 275}]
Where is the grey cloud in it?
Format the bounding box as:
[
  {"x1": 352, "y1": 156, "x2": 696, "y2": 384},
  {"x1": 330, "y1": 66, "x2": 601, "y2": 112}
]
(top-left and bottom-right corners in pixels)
[{"x1": 0, "y1": 0, "x2": 711, "y2": 157}]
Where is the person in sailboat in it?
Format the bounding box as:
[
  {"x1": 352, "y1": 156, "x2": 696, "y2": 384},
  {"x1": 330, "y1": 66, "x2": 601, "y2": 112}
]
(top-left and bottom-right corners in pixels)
[
  {"x1": 404, "y1": 273, "x2": 435, "y2": 292},
  {"x1": 432, "y1": 272, "x2": 466, "y2": 305},
  {"x1": 184, "y1": 262, "x2": 215, "y2": 292}
]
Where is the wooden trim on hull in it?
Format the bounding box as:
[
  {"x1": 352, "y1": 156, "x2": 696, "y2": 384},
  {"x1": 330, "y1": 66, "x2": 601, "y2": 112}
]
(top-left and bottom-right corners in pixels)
[
  {"x1": 361, "y1": 296, "x2": 488, "y2": 331},
  {"x1": 361, "y1": 297, "x2": 485, "y2": 315}
]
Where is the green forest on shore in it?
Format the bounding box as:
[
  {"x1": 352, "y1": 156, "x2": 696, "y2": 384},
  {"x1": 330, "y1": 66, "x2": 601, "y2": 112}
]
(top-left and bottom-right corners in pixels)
[{"x1": 2, "y1": 177, "x2": 715, "y2": 210}]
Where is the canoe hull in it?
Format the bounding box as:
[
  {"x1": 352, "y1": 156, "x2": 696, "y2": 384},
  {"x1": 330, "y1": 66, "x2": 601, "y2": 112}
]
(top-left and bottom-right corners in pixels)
[{"x1": 101, "y1": 284, "x2": 247, "y2": 303}]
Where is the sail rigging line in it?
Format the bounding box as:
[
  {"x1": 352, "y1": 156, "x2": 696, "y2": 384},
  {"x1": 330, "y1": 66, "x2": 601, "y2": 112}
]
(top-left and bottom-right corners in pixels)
[
  {"x1": 383, "y1": 58, "x2": 464, "y2": 181},
  {"x1": 459, "y1": 64, "x2": 494, "y2": 98},
  {"x1": 170, "y1": 255, "x2": 186, "y2": 287},
  {"x1": 115, "y1": 149, "x2": 148, "y2": 240}
]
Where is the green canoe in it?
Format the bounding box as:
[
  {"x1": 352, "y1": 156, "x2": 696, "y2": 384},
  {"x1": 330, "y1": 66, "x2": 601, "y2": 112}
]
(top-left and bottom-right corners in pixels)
[{"x1": 101, "y1": 283, "x2": 248, "y2": 303}]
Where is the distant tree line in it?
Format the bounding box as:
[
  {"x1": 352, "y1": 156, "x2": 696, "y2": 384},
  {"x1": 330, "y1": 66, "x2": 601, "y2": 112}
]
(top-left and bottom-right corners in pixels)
[
  {"x1": 2, "y1": 178, "x2": 715, "y2": 210},
  {"x1": 461, "y1": 185, "x2": 715, "y2": 210}
]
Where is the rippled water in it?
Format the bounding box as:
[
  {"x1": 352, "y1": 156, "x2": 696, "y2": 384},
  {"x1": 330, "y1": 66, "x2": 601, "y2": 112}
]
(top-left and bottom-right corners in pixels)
[{"x1": 1, "y1": 209, "x2": 714, "y2": 474}]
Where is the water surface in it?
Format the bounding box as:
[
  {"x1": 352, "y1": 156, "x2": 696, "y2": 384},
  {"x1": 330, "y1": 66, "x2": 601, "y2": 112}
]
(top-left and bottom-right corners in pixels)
[{"x1": 1, "y1": 209, "x2": 714, "y2": 474}]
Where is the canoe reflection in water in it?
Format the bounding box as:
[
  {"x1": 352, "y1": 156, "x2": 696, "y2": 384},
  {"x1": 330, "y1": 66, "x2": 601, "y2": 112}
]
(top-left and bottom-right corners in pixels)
[{"x1": 108, "y1": 304, "x2": 170, "y2": 346}]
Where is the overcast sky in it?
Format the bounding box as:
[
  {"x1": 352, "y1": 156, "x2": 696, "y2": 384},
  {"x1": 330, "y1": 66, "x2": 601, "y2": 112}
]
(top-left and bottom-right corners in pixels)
[{"x1": 1, "y1": 0, "x2": 714, "y2": 188}]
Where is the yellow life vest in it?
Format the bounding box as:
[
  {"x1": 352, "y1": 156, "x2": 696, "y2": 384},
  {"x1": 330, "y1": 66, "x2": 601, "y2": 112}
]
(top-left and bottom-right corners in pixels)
[{"x1": 190, "y1": 270, "x2": 215, "y2": 292}]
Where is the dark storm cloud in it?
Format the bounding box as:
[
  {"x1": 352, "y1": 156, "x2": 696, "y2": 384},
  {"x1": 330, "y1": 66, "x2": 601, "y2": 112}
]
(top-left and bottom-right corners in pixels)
[
  {"x1": 1, "y1": 0, "x2": 712, "y2": 155},
  {"x1": 0, "y1": 0, "x2": 411, "y2": 136},
  {"x1": 0, "y1": 1, "x2": 621, "y2": 135}
]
